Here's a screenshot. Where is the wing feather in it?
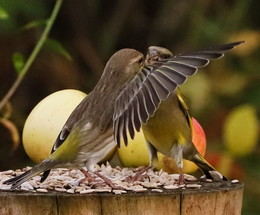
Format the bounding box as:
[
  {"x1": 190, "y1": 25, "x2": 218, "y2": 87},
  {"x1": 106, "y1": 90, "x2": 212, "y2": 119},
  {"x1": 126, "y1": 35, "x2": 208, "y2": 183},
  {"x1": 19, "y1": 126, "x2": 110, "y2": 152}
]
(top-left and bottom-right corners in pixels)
[{"x1": 114, "y1": 41, "x2": 244, "y2": 146}]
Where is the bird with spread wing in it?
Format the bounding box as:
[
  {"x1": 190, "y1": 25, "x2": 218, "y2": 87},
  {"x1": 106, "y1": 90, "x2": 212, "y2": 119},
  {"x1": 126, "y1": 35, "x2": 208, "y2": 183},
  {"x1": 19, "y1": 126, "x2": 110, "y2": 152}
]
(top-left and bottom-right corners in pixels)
[{"x1": 5, "y1": 41, "x2": 243, "y2": 189}]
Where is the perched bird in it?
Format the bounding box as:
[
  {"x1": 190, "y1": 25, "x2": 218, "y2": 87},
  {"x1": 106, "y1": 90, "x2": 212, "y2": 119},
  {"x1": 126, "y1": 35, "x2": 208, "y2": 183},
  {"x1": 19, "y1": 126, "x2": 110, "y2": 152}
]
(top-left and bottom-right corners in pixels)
[
  {"x1": 5, "y1": 48, "x2": 145, "y2": 189},
  {"x1": 142, "y1": 46, "x2": 225, "y2": 182},
  {"x1": 5, "y1": 41, "x2": 243, "y2": 189},
  {"x1": 114, "y1": 41, "x2": 243, "y2": 183}
]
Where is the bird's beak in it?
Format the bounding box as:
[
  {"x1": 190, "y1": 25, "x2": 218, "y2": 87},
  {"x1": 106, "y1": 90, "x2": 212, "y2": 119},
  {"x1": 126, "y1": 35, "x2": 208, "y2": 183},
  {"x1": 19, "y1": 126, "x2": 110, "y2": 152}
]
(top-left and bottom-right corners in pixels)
[{"x1": 145, "y1": 50, "x2": 159, "y2": 65}]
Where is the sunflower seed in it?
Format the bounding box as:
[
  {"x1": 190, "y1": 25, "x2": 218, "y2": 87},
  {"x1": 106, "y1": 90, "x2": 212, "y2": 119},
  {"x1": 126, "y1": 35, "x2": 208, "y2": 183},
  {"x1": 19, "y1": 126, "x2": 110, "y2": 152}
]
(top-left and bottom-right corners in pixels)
[{"x1": 36, "y1": 188, "x2": 48, "y2": 193}]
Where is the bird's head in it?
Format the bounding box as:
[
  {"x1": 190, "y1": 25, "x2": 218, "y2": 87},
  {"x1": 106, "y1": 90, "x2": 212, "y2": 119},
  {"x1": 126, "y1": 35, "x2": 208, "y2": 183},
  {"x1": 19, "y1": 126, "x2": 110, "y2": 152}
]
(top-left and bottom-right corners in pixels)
[
  {"x1": 145, "y1": 46, "x2": 173, "y2": 65},
  {"x1": 100, "y1": 48, "x2": 144, "y2": 88}
]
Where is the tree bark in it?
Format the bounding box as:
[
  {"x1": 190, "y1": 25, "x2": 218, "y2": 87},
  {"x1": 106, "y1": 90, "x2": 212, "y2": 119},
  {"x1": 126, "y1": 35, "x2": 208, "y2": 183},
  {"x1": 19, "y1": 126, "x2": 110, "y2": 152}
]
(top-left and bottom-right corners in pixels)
[{"x1": 0, "y1": 182, "x2": 243, "y2": 215}]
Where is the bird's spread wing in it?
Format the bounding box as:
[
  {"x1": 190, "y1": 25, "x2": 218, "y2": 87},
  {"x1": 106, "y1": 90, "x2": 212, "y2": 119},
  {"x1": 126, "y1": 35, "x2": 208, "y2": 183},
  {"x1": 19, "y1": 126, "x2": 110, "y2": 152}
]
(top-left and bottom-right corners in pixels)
[{"x1": 113, "y1": 41, "x2": 244, "y2": 147}]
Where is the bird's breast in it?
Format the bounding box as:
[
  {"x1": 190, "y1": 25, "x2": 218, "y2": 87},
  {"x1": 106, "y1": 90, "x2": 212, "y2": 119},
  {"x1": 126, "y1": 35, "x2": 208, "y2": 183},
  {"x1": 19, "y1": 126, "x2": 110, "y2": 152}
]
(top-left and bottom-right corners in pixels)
[{"x1": 142, "y1": 94, "x2": 191, "y2": 156}]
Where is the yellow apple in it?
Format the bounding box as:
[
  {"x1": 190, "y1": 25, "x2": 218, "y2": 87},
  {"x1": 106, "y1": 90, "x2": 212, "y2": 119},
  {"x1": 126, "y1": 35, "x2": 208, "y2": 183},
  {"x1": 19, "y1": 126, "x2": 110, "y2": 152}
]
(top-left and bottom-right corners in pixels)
[
  {"x1": 117, "y1": 131, "x2": 150, "y2": 167},
  {"x1": 22, "y1": 89, "x2": 87, "y2": 163}
]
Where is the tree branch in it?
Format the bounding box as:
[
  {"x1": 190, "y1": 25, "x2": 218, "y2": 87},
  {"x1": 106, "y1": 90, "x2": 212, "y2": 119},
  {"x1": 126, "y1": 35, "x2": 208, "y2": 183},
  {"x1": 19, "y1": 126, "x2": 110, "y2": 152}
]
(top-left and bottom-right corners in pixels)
[{"x1": 0, "y1": 0, "x2": 63, "y2": 111}]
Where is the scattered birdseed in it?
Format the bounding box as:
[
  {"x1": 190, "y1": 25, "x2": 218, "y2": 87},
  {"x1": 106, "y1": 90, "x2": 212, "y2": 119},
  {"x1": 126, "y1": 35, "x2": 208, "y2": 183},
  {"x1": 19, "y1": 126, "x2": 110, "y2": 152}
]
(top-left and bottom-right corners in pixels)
[
  {"x1": 164, "y1": 184, "x2": 179, "y2": 190},
  {"x1": 21, "y1": 182, "x2": 34, "y2": 190},
  {"x1": 95, "y1": 188, "x2": 112, "y2": 193},
  {"x1": 184, "y1": 174, "x2": 197, "y2": 181},
  {"x1": 186, "y1": 184, "x2": 202, "y2": 188},
  {"x1": 66, "y1": 189, "x2": 75, "y2": 194},
  {"x1": 36, "y1": 188, "x2": 48, "y2": 193},
  {"x1": 169, "y1": 174, "x2": 180, "y2": 180},
  {"x1": 0, "y1": 184, "x2": 11, "y2": 190},
  {"x1": 55, "y1": 187, "x2": 67, "y2": 192},
  {"x1": 231, "y1": 179, "x2": 239, "y2": 184},
  {"x1": 209, "y1": 170, "x2": 223, "y2": 181},
  {"x1": 0, "y1": 170, "x2": 14, "y2": 175},
  {"x1": 141, "y1": 182, "x2": 158, "y2": 188},
  {"x1": 151, "y1": 189, "x2": 163, "y2": 193},
  {"x1": 21, "y1": 187, "x2": 30, "y2": 191},
  {"x1": 113, "y1": 190, "x2": 127, "y2": 195},
  {"x1": 80, "y1": 189, "x2": 95, "y2": 194},
  {"x1": 0, "y1": 163, "x2": 239, "y2": 194},
  {"x1": 132, "y1": 187, "x2": 147, "y2": 192}
]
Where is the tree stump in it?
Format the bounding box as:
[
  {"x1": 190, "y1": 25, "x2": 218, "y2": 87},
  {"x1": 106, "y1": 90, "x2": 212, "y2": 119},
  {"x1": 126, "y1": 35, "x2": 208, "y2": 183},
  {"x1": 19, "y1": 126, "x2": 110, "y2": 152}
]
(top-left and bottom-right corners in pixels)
[{"x1": 0, "y1": 182, "x2": 243, "y2": 215}]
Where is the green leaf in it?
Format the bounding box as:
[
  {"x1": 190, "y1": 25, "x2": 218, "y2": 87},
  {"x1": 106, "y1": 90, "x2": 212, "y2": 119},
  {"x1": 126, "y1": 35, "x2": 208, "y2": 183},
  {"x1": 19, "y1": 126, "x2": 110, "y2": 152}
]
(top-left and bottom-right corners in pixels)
[
  {"x1": 12, "y1": 52, "x2": 25, "y2": 74},
  {"x1": 0, "y1": 7, "x2": 9, "y2": 19},
  {"x1": 19, "y1": 19, "x2": 47, "y2": 31},
  {"x1": 45, "y1": 38, "x2": 72, "y2": 61}
]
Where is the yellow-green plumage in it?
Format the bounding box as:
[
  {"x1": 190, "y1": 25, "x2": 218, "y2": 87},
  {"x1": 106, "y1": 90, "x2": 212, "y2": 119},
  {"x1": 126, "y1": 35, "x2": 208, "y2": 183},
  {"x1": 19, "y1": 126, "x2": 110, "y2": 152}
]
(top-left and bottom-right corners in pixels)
[
  {"x1": 49, "y1": 129, "x2": 80, "y2": 162},
  {"x1": 143, "y1": 90, "x2": 218, "y2": 179},
  {"x1": 142, "y1": 92, "x2": 191, "y2": 156},
  {"x1": 142, "y1": 46, "x2": 225, "y2": 181}
]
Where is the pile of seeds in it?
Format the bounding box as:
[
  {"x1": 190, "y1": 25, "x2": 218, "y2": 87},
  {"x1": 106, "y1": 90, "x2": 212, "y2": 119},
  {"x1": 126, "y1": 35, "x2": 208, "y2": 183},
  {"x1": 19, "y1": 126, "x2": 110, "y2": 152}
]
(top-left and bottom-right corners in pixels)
[{"x1": 0, "y1": 163, "x2": 239, "y2": 194}]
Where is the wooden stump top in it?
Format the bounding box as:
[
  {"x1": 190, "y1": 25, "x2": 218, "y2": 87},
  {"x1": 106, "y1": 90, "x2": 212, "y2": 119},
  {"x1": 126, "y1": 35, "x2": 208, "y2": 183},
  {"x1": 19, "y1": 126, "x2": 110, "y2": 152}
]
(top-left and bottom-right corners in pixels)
[{"x1": 0, "y1": 181, "x2": 243, "y2": 215}]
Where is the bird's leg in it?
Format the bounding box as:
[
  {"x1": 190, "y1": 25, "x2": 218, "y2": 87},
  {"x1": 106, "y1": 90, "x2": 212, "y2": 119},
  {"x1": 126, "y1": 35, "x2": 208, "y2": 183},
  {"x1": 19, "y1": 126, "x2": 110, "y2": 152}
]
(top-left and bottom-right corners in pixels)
[
  {"x1": 93, "y1": 171, "x2": 124, "y2": 190},
  {"x1": 125, "y1": 140, "x2": 157, "y2": 183},
  {"x1": 80, "y1": 169, "x2": 123, "y2": 189},
  {"x1": 125, "y1": 166, "x2": 152, "y2": 183},
  {"x1": 178, "y1": 168, "x2": 185, "y2": 185},
  {"x1": 79, "y1": 168, "x2": 96, "y2": 184},
  {"x1": 172, "y1": 144, "x2": 186, "y2": 184}
]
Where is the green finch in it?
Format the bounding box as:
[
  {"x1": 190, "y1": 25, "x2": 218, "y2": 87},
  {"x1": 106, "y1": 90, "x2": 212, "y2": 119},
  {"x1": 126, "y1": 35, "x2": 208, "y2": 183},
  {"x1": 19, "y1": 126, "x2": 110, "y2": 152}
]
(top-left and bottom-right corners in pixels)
[
  {"x1": 114, "y1": 42, "x2": 243, "y2": 182},
  {"x1": 140, "y1": 46, "x2": 224, "y2": 182},
  {"x1": 5, "y1": 41, "x2": 243, "y2": 189},
  {"x1": 5, "y1": 49, "x2": 144, "y2": 189}
]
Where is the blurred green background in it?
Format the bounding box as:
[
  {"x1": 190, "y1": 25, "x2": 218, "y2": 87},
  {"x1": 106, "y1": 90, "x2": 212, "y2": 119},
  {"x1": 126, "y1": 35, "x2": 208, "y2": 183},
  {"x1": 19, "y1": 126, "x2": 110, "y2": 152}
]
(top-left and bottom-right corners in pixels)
[{"x1": 0, "y1": 0, "x2": 259, "y2": 214}]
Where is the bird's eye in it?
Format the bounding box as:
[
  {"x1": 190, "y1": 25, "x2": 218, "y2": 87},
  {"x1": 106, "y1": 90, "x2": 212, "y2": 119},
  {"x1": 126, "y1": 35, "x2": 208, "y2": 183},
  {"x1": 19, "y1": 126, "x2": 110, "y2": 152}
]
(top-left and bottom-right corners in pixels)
[
  {"x1": 160, "y1": 54, "x2": 171, "y2": 59},
  {"x1": 138, "y1": 57, "x2": 143, "y2": 64}
]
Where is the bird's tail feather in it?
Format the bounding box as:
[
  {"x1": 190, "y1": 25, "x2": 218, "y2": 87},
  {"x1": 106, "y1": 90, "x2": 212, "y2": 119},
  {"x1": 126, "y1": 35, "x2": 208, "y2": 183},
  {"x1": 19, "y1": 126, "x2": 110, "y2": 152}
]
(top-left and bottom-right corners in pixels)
[
  {"x1": 4, "y1": 159, "x2": 55, "y2": 189},
  {"x1": 192, "y1": 153, "x2": 227, "y2": 181}
]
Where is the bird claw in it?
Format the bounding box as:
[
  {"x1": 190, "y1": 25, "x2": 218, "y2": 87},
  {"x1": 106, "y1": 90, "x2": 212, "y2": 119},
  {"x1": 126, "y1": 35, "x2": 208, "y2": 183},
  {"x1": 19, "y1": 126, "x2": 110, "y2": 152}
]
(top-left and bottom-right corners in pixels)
[
  {"x1": 80, "y1": 169, "x2": 124, "y2": 189},
  {"x1": 177, "y1": 173, "x2": 185, "y2": 185},
  {"x1": 79, "y1": 169, "x2": 97, "y2": 184},
  {"x1": 93, "y1": 171, "x2": 124, "y2": 190},
  {"x1": 125, "y1": 166, "x2": 152, "y2": 183}
]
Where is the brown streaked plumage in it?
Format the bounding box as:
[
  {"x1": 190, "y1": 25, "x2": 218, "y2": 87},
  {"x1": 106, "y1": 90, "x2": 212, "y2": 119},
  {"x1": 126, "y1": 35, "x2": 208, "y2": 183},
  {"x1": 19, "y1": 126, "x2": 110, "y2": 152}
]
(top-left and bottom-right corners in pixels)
[{"x1": 5, "y1": 48, "x2": 145, "y2": 189}]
